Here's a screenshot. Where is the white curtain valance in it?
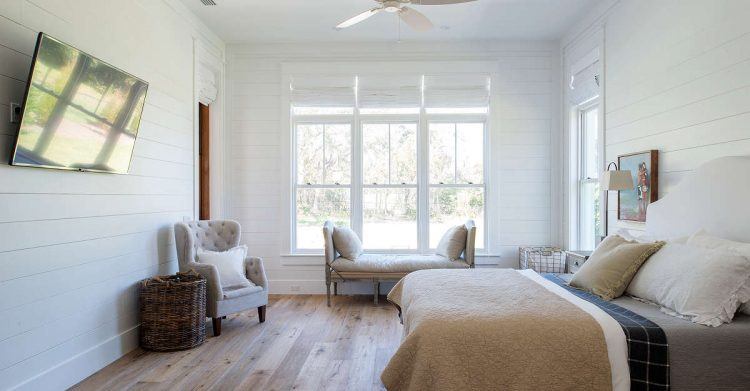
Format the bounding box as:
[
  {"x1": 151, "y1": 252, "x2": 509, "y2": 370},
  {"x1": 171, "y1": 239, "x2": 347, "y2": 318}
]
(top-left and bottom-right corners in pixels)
[
  {"x1": 568, "y1": 60, "x2": 600, "y2": 105},
  {"x1": 291, "y1": 75, "x2": 355, "y2": 107},
  {"x1": 357, "y1": 74, "x2": 421, "y2": 108},
  {"x1": 423, "y1": 74, "x2": 490, "y2": 108}
]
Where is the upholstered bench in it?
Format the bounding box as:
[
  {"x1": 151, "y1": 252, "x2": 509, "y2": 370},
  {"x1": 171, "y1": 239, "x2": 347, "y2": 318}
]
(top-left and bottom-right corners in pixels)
[{"x1": 323, "y1": 220, "x2": 476, "y2": 306}]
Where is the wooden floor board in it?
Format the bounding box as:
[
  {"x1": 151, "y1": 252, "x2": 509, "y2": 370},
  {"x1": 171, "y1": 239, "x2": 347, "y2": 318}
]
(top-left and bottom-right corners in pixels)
[{"x1": 71, "y1": 295, "x2": 400, "y2": 391}]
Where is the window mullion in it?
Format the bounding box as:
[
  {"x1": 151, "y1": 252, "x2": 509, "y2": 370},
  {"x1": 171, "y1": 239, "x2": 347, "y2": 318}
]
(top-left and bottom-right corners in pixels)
[
  {"x1": 418, "y1": 111, "x2": 429, "y2": 253},
  {"x1": 352, "y1": 111, "x2": 362, "y2": 237},
  {"x1": 453, "y1": 123, "x2": 458, "y2": 184}
]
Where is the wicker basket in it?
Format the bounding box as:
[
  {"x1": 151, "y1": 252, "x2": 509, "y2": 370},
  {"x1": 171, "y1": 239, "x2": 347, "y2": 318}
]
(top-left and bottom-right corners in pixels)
[
  {"x1": 139, "y1": 270, "x2": 206, "y2": 351},
  {"x1": 519, "y1": 246, "x2": 565, "y2": 273}
]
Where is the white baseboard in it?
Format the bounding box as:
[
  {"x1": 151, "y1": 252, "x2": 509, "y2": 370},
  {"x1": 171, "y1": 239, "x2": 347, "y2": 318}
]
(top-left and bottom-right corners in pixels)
[{"x1": 13, "y1": 326, "x2": 140, "y2": 391}]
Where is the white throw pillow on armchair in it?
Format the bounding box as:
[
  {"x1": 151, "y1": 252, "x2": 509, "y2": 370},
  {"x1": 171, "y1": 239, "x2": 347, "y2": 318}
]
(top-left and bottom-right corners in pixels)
[{"x1": 197, "y1": 245, "x2": 249, "y2": 288}]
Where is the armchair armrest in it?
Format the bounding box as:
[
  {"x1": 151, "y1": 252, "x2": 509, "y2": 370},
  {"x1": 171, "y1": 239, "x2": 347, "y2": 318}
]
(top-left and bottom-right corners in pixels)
[
  {"x1": 245, "y1": 256, "x2": 268, "y2": 290},
  {"x1": 186, "y1": 261, "x2": 223, "y2": 302}
]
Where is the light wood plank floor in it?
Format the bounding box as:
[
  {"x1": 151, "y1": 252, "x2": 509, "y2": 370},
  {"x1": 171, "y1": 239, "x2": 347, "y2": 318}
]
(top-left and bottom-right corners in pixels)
[{"x1": 71, "y1": 295, "x2": 402, "y2": 391}]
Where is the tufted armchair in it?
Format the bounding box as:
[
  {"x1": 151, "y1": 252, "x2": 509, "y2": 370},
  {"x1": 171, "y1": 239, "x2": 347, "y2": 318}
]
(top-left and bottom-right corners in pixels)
[{"x1": 174, "y1": 220, "x2": 268, "y2": 336}]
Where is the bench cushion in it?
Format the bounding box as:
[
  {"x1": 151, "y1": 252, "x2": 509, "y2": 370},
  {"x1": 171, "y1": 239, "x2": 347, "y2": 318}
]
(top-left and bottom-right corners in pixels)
[{"x1": 330, "y1": 254, "x2": 470, "y2": 274}]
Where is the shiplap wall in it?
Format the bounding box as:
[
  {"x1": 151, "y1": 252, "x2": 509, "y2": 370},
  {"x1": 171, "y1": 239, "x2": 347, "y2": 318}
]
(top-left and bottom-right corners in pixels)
[
  {"x1": 563, "y1": 0, "x2": 750, "y2": 235},
  {"x1": 0, "y1": 1, "x2": 223, "y2": 389},
  {"x1": 227, "y1": 42, "x2": 560, "y2": 293}
]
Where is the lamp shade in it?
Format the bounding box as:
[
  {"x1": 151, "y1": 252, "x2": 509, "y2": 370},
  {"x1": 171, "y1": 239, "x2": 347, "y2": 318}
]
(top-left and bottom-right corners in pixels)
[{"x1": 601, "y1": 170, "x2": 634, "y2": 191}]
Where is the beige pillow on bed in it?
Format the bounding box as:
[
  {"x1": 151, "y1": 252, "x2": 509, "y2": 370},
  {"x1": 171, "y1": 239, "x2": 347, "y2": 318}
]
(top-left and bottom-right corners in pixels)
[
  {"x1": 436, "y1": 225, "x2": 468, "y2": 261},
  {"x1": 570, "y1": 235, "x2": 664, "y2": 301}
]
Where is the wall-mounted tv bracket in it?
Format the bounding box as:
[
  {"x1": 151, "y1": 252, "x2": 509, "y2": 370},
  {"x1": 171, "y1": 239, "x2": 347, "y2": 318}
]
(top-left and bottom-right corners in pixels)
[{"x1": 9, "y1": 102, "x2": 21, "y2": 124}]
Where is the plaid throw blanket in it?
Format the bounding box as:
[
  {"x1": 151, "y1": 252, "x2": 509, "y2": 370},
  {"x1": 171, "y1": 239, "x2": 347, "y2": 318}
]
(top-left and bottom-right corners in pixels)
[{"x1": 543, "y1": 274, "x2": 670, "y2": 391}]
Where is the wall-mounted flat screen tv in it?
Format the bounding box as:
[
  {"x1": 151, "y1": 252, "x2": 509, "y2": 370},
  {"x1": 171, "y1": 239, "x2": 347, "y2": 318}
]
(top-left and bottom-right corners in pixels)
[{"x1": 10, "y1": 33, "x2": 148, "y2": 174}]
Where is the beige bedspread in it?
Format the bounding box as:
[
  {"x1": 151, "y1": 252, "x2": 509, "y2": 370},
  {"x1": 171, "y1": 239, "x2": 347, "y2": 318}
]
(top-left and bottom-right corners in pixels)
[{"x1": 381, "y1": 269, "x2": 612, "y2": 391}]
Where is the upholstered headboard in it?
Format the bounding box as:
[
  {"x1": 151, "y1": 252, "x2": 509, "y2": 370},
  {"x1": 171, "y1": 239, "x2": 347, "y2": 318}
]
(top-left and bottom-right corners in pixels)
[{"x1": 645, "y1": 156, "x2": 750, "y2": 243}]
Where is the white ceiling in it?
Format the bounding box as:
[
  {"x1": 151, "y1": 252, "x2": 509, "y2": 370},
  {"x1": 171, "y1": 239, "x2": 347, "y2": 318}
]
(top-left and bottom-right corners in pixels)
[{"x1": 181, "y1": 0, "x2": 598, "y2": 43}]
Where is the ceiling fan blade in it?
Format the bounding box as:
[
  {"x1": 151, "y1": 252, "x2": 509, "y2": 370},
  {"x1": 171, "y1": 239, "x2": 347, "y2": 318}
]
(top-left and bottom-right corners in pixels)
[
  {"x1": 399, "y1": 7, "x2": 434, "y2": 31},
  {"x1": 336, "y1": 8, "x2": 382, "y2": 29},
  {"x1": 411, "y1": 0, "x2": 477, "y2": 5}
]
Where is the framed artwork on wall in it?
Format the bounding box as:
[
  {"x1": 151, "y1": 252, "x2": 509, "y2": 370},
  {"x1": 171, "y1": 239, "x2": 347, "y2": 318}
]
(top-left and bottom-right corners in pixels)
[{"x1": 617, "y1": 150, "x2": 658, "y2": 222}]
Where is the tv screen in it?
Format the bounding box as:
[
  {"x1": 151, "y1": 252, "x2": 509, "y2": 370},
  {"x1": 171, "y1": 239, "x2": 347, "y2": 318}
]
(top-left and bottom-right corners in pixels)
[{"x1": 11, "y1": 33, "x2": 148, "y2": 174}]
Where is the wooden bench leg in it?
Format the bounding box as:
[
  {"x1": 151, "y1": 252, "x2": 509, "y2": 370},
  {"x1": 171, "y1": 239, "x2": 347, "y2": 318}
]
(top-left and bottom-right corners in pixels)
[
  {"x1": 373, "y1": 281, "x2": 380, "y2": 305},
  {"x1": 326, "y1": 281, "x2": 332, "y2": 307}
]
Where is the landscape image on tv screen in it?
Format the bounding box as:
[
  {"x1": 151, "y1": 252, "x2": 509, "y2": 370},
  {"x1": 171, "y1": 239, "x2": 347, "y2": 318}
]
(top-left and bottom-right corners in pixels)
[{"x1": 11, "y1": 33, "x2": 148, "y2": 173}]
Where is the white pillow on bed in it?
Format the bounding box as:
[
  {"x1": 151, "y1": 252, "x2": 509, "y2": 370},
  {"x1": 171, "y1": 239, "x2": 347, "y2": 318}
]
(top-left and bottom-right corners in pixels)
[
  {"x1": 626, "y1": 243, "x2": 750, "y2": 326},
  {"x1": 615, "y1": 228, "x2": 688, "y2": 244},
  {"x1": 686, "y1": 233, "x2": 750, "y2": 315}
]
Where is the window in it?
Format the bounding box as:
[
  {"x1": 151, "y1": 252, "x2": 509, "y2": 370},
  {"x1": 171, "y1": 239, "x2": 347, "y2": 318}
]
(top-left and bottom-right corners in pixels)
[
  {"x1": 294, "y1": 122, "x2": 352, "y2": 249},
  {"x1": 577, "y1": 103, "x2": 601, "y2": 251},
  {"x1": 290, "y1": 74, "x2": 489, "y2": 253},
  {"x1": 362, "y1": 123, "x2": 418, "y2": 249},
  {"x1": 428, "y1": 122, "x2": 485, "y2": 249}
]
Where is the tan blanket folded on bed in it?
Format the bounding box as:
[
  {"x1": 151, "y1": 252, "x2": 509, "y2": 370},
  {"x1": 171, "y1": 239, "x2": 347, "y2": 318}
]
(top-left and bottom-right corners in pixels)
[{"x1": 382, "y1": 269, "x2": 612, "y2": 391}]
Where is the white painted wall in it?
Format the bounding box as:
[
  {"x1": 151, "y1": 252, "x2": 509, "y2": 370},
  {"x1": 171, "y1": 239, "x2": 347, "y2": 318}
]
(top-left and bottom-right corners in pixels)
[
  {"x1": 562, "y1": 0, "x2": 750, "y2": 235},
  {"x1": 0, "y1": 1, "x2": 223, "y2": 389},
  {"x1": 226, "y1": 41, "x2": 560, "y2": 294}
]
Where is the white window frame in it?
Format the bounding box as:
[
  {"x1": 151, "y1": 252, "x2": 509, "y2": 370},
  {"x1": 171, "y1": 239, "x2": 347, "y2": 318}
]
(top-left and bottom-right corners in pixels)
[
  {"x1": 575, "y1": 99, "x2": 603, "y2": 251},
  {"x1": 424, "y1": 115, "x2": 488, "y2": 250},
  {"x1": 359, "y1": 117, "x2": 421, "y2": 253},
  {"x1": 290, "y1": 110, "x2": 489, "y2": 255},
  {"x1": 291, "y1": 115, "x2": 354, "y2": 254}
]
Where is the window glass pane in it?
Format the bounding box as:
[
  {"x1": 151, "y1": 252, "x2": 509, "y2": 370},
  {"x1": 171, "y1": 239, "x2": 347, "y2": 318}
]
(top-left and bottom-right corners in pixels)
[
  {"x1": 363, "y1": 187, "x2": 418, "y2": 249},
  {"x1": 296, "y1": 188, "x2": 350, "y2": 249},
  {"x1": 429, "y1": 123, "x2": 456, "y2": 184},
  {"x1": 324, "y1": 124, "x2": 351, "y2": 184},
  {"x1": 579, "y1": 181, "x2": 600, "y2": 251},
  {"x1": 429, "y1": 187, "x2": 484, "y2": 249},
  {"x1": 456, "y1": 123, "x2": 483, "y2": 184},
  {"x1": 363, "y1": 123, "x2": 417, "y2": 185},
  {"x1": 363, "y1": 124, "x2": 389, "y2": 184},
  {"x1": 390, "y1": 123, "x2": 417, "y2": 184},
  {"x1": 296, "y1": 124, "x2": 324, "y2": 184},
  {"x1": 583, "y1": 107, "x2": 599, "y2": 179}
]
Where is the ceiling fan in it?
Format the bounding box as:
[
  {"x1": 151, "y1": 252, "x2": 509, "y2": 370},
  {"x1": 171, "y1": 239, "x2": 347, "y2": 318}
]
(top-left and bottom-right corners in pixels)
[{"x1": 335, "y1": 0, "x2": 477, "y2": 32}]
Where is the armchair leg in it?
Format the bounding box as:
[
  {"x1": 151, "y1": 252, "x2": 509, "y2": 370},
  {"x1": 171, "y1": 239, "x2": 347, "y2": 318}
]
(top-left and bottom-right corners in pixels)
[
  {"x1": 326, "y1": 281, "x2": 332, "y2": 307},
  {"x1": 333, "y1": 282, "x2": 338, "y2": 296},
  {"x1": 258, "y1": 305, "x2": 266, "y2": 323},
  {"x1": 373, "y1": 281, "x2": 380, "y2": 305},
  {"x1": 212, "y1": 317, "x2": 222, "y2": 336}
]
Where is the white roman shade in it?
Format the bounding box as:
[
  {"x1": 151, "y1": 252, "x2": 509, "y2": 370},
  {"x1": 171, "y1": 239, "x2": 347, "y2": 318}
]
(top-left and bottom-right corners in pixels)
[
  {"x1": 291, "y1": 75, "x2": 356, "y2": 107},
  {"x1": 424, "y1": 74, "x2": 490, "y2": 108},
  {"x1": 198, "y1": 65, "x2": 218, "y2": 105},
  {"x1": 568, "y1": 60, "x2": 600, "y2": 105},
  {"x1": 358, "y1": 74, "x2": 421, "y2": 109}
]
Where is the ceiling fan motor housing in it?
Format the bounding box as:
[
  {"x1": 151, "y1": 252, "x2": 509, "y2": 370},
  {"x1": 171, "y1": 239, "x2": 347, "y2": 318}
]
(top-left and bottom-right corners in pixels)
[{"x1": 382, "y1": 1, "x2": 404, "y2": 13}]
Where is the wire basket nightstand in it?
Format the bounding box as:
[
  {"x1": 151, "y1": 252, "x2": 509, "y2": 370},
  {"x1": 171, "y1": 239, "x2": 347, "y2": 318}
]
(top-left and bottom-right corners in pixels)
[{"x1": 519, "y1": 246, "x2": 566, "y2": 273}]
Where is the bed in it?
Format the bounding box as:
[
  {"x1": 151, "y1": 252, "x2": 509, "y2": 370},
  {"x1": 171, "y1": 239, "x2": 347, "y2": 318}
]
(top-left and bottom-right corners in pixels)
[{"x1": 381, "y1": 156, "x2": 750, "y2": 391}]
